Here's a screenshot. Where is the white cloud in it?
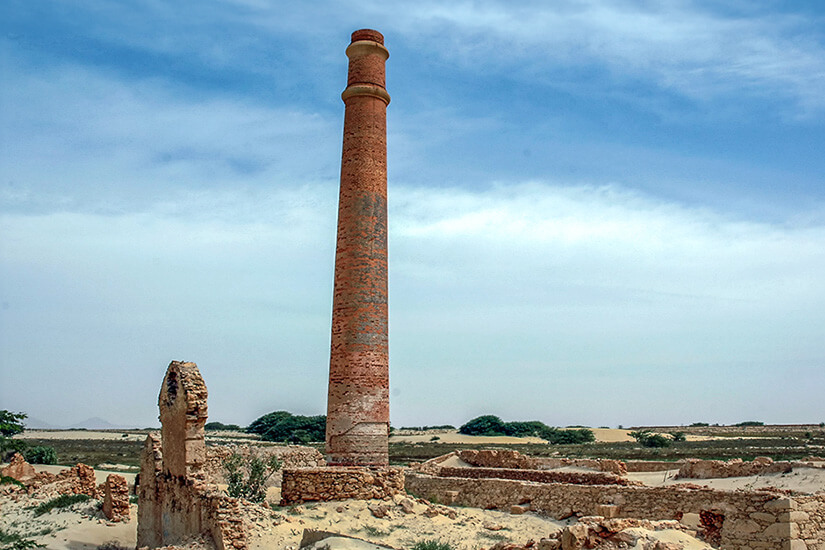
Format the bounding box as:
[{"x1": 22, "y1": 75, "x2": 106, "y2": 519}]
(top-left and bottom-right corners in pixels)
[
  {"x1": 2, "y1": 181, "x2": 823, "y2": 426},
  {"x1": 379, "y1": 0, "x2": 825, "y2": 114}
]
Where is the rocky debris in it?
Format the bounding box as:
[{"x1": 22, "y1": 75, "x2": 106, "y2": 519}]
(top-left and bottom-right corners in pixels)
[
  {"x1": 396, "y1": 496, "x2": 415, "y2": 514},
  {"x1": 677, "y1": 457, "x2": 792, "y2": 479},
  {"x1": 0, "y1": 453, "x2": 36, "y2": 481},
  {"x1": 368, "y1": 502, "x2": 390, "y2": 518},
  {"x1": 299, "y1": 529, "x2": 401, "y2": 549},
  {"x1": 510, "y1": 504, "x2": 529, "y2": 514},
  {"x1": 103, "y1": 473, "x2": 130, "y2": 522},
  {"x1": 489, "y1": 516, "x2": 704, "y2": 550},
  {"x1": 27, "y1": 462, "x2": 100, "y2": 499}
]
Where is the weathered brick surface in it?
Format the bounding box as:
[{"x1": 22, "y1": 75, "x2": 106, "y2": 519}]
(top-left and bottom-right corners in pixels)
[
  {"x1": 439, "y1": 466, "x2": 642, "y2": 486},
  {"x1": 678, "y1": 457, "x2": 793, "y2": 479},
  {"x1": 102, "y1": 473, "x2": 130, "y2": 522},
  {"x1": 280, "y1": 466, "x2": 404, "y2": 504},
  {"x1": 138, "y1": 361, "x2": 247, "y2": 550},
  {"x1": 326, "y1": 28, "x2": 391, "y2": 467},
  {"x1": 406, "y1": 472, "x2": 825, "y2": 550},
  {"x1": 0, "y1": 453, "x2": 36, "y2": 481}
]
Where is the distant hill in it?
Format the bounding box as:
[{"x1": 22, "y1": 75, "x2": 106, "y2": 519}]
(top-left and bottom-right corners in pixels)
[{"x1": 67, "y1": 417, "x2": 125, "y2": 430}]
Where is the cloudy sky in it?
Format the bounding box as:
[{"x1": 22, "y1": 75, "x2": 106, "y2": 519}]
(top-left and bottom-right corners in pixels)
[{"x1": 1, "y1": 1, "x2": 824, "y2": 430}]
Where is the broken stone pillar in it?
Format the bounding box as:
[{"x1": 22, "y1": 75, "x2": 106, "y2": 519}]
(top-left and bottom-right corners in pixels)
[
  {"x1": 326, "y1": 29, "x2": 391, "y2": 466},
  {"x1": 159, "y1": 360, "x2": 208, "y2": 478},
  {"x1": 102, "y1": 473, "x2": 131, "y2": 522}
]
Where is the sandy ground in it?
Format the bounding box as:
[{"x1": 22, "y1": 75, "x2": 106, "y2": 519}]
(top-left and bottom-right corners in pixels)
[
  {"x1": 629, "y1": 467, "x2": 825, "y2": 493},
  {"x1": 388, "y1": 428, "x2": 716, "y2": 444}
]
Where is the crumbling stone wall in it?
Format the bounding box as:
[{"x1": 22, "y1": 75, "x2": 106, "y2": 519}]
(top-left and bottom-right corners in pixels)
[
  {"x1": 406, "y1": 471, "x2": 823, "y2": 549},
  {"x1": 458, "y1": 449, "x2": 539, "y2": 469},
  {"x1": 1, "y1": 453, "x2": 36, "y2": 482},
  {"x1": 625, "y1": 460, "x2": 685, "y2": 473},
  {"x1": 439, "y1": 466, "x2": 641, "y2": 486},
  {"x1": 103, "y1": 473, "x2": 130, "y2": 522},
  {"x1": 280, "y1": 466, "x2": 404, "y2": 504},
  {"x1": 677, "y1": 457, "x2": 792, "y2": 479},
  {"x1": 138, "y1": 361, "x2": 247, "y2": 550},
  {"x1": 793, "y1": 494, "x2": 825, "y2": 550},
  {"x1": 535, "y1": 457, "x2": 629, "y2": 476}
]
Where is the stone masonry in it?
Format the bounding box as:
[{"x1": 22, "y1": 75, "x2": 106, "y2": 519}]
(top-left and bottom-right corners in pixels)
[
  {"x1": 326, "y1": 28, "x2": 392, "y2": 467},
  {"x1": 137, "y1": 361, "x2": 246, "y2": 550}
]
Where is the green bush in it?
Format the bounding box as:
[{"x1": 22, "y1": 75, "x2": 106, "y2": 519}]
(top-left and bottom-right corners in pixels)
[
  {"x1": 0, "y1": 528, "x2": 45, "y2": 550},
  {"x1": 669, "y1": 431, "x2": 687, "y2": 442},
  {"x1": 539, "y1": 427, "x2": 596, "y2": 444},
  {"x1": 459, "y1": 415, "x2": 507, "y2": 436},
  {"x1": 33, "y1": 494, "x2": 91, "y2": 516},
  {"x1": 204, "y1": 422, "x2": 242, "y2": 431},
  {"x1": 247, "y1": 411, "x2": 325, "y2": 443},
  {"x1": 411, "y1": 541, "x2": 455, "y2": 550},
  {"x1": 630, "y1": 430, "x2": 672, "y2": 448},
  {"x1": 735, "y1": 421, "x2": 764, "y2": 427},
  {"x1": 0, "y1": 475, "x2": 25, "y2": 488},
  {"x1": 24, "y1": 446, "x2": 58, "y2": 465},
  {"x1": 459, "y1": 415, "x2": 594, "y2": 445},
  {"x1": 224, "y1": 453, "x2": 281, "y2": 503}
]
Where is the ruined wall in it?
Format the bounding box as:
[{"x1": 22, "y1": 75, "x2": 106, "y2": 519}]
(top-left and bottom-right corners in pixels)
[
  {"x1": 280, "y1": 466, "x2": 404, "y2": 504},
  {"x1": 678, "y1": 457, "x2": 793, "y2": 479},
  {"x1": 102, "y1": 474, "x2": 130, "y2": 522},
  {"x1": 439, "y1": 467, "x2": 641, "y2": 486},
  {"x1": 457, "y1": 449, "x2": 539, "y2": 469},
  {"x1": 138, "y1": 361, "x2": 246, "y2": 550},
  {"x1": 406, "y1": 472, "x2": 823, "y2": 550},
  {"x1": 794, "y1": 495, "x2": 825, "y2": 550},
  {"x1": 625, "y1": 460, "x2": 685, "y2": 473},
  {"x1": 534, "y1": 457, "x2": 629, "y2": 476}
]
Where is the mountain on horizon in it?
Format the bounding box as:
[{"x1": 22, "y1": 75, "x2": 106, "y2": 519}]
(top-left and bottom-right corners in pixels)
[
  {"x1": 67, "y1": 417, "x2": 126, "y2": 430},
  {"x1": 23, "y1": 416, "x2": 58, "y2": 429}
]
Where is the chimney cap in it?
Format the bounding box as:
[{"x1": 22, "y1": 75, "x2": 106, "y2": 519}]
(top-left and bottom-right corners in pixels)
[{"x1": 351, "y1": 29, "x2": 384, "y2": 45}]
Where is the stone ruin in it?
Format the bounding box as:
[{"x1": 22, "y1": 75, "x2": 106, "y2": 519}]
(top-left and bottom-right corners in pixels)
[
  {"x1": 0, "y1": 453, "x2": 130, "y2": 522},
  {"x1": 407, "y1": 450, "x2": 825, "y2": 550},
  {"x1": 137, "y1": 360, "x2": 246, "y2": 549}
]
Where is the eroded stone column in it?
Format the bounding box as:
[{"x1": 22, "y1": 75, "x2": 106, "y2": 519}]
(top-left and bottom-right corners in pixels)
[{"x1": 326, "y1": 29, "x2": 391, "y2": 466}]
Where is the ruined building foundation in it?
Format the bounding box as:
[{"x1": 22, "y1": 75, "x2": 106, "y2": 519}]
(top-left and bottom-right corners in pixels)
[
  {"x1": 326, "y1": 28, "x2": 391, "y2": 467},
  {"x1": 137, "y1": 361, "x2": 246, "y2": 550}
]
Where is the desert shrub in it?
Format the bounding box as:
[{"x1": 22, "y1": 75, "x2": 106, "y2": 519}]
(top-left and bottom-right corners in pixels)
[
  {"x1": 247, "y1": 411, "x2": 325, "y2": 443},
  {"x1": 735, "y1": 421, "x2": 764, "y2": 427},
  {"x1": 24, "y1": 446, "x2": 57, "y2": 465},
  {"x1": 0, "y1": 528, "x2": 45, "y2": 550},
  {"x1": 33, "y1": 493, "x2": 91, "y2": 516},
  {"x1": 502, "y1": 420, "x2": 549, "y2": 438},
  {"x1": 400, "y1": 425, "x2": 455, "y2": 431},
  {"x1": 630, "y1": 430, "x2": 672, "y2": 448},
  {"x1": 412, "y1": 541, "x2": 455, "y2": 550},
  {"x1": 0, "y1": 475, "x2": 25, "y2": 488},
  {"x1": 669, "y1": 431, "x2": 687, "y2": 442},
  {"x1": 224, "y1": 452, "x2": 281, "y2": 503},
  {"x1": 204, "y1": 422, "x2": 242, "y2": 431},
  {"x1": 539, "y1": 427, "x2": 595, "y2": 444},
  {"x1": 459, "y1": 415, "x2": 507, "y2": 436},
  {"x1": 690, "y1": 422, "x2": 709, "y2": 427}
]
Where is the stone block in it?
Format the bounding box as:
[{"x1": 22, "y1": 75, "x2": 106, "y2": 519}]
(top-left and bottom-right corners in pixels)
[
  {"x1": 763, "y1": 522, "x2": 799, "y2": 540},
  {"x1": 766, "y1": 498, "x2": 798, "y2": 512},
  {"x1": 779, "y1": 511, "x2": 810, "y2": 522}
]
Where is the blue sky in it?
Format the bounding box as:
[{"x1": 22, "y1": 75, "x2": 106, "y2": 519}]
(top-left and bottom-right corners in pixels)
[{"x1": 1, "y1": 1, "x2": 824, "y2": 429}]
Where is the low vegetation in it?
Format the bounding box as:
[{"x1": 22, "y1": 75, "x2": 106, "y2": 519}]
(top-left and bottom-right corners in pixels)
[
  {"x1": 0, "y1": 528, "x2": 45, "y2": 550},
  {"x1": 223, "y1": 452, "x2": 282, "y2": 503},
  {"x1": 247, "y1": 411, "x2": 326, "y2": 444},
  {"x1": 411, "y1": 541, "x2": 455, "y2": 550},
  {"x1": 33, "y1": 494, "x2": 91, "y2": 517},
  {"x1": 0, "y1": 410, "x2": 28, "y2": 459},
  {"x1": 23, "y1": 446, "x2": 58, "y2": 465},
  {"x1": 459, "y1": 415, "x2": 595, "y2": 444},
  {"x1": 204, "y1": 422, "x2": 243, "y2": 431}
]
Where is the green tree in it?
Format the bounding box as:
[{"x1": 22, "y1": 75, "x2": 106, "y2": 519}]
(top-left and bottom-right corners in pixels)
[
  {"x1": 247, "y1": 411, "x2": 326, "y2": 443},
  {"x1": 630, "y1": 430, "x2": 672, "y2": 448},
  {"x1": 459, "y1": 415, "x2": 507, "y2": 436},
  {"x1": 24, "y1": 446, "x2": 58, "y2": 465},
  {"x1": 0, "y1": 410, "x2": 27, "y2": 458}
]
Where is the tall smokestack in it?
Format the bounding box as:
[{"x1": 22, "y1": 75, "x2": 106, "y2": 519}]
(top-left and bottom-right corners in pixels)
[{"x1": 325, "y1": 29, "x2": 390, "y2": 466}]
